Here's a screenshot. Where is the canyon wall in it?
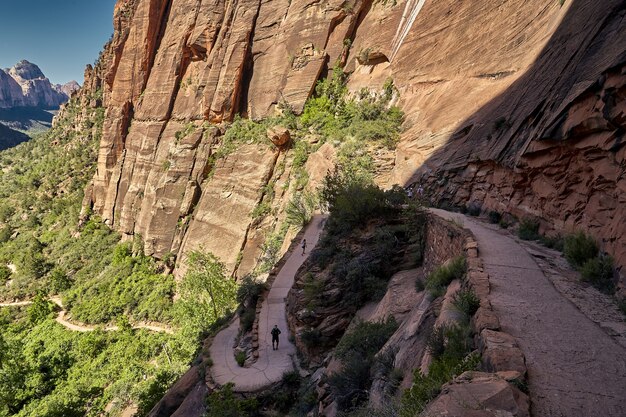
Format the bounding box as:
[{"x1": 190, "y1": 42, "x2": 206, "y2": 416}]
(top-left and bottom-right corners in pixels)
[{"x1": 78, "y1": 0, "x2": 625, "y2": 276}]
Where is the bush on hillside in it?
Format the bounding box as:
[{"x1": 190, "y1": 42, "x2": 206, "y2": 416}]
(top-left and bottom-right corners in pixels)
[
  {"x1": 517, "y1": 217, "x2": 540, "y2": 241},
  {"x1": 564, "y1": 231, "x2": 599, "y2": 268},
  {"x1": 452, "y1": 288, "x2": 480, "y2": 318},
  {"x1": 580, "y1": 256, "x2": 615, "y2": 294},
  {"x1": 329, "y1": 318, "x2": 398, "y2": 412},
  {"x1": 425, "y1": 256, "x2": 467, "y2": 297},
  {"x1": 488, "y1": 210, "x2": 501, "y2": 224}
]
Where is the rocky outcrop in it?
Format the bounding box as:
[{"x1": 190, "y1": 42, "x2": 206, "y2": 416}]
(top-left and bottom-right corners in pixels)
[
  {"x1": 424, "y1": 371, "x2": 530, "y2": 417},
  {"x1": 0, "y1": 60, "x2": 75, "y2": 109}
]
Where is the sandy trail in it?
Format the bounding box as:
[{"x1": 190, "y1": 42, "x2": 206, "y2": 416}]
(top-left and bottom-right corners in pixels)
[
  {"x1": 431, "y1": 209, "x2": 626, "y2": 417},
  {"x1": 0, "y1": 296, "x2": 172, "y2": 333}
]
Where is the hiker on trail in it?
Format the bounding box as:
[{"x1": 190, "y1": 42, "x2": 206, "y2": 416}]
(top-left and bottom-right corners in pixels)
[
  {"x1": 271, "y1": 325, "x2": 281, "y2": 350},
  {"x1": 301, "y1": 239, "x2": 307, "y2": 255},
  {"x1": 417, "y1": 184, "x2": 424, "y2": 196}
]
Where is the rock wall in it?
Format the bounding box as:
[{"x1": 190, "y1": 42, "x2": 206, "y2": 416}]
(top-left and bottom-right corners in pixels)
[{"x1": 81, "y1": 0, "x2": 625, "y2": 276}]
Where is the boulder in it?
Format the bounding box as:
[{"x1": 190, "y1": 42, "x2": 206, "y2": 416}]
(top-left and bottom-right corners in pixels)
[
  {"x1": 425, "y1": 371, "x2": 530, "y2": 417},
  {"x1": 267, "y1": 125, "x2": 291, "y2": 147},
  {"x1": 480, "y1": 329, "x2": 527, "y2": 375}
]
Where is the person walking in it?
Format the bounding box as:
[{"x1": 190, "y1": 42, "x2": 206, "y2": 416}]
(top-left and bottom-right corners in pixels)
[
  {"x1": 301, "y1": 238, "x2": 307, "y2": 255},
  {"x1": 271, "y1": 325, "x2": 281, "y2": 350}
]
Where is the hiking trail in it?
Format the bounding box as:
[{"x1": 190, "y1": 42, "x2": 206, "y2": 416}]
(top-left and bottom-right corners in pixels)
[
  {"x1": 0, "y1": 296, "x2": 172, "y2": 334},
  {"x1": 210, "y1": 214, "x2": 326, "y2": 392},
  {"x1": 431, "y1": 208, "x2": 626, "y2": 417}
]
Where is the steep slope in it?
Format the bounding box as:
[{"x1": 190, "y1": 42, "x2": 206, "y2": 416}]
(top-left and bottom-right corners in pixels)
[{"x1": 84, "y1": 0, "x2": 626, "y2": 283}]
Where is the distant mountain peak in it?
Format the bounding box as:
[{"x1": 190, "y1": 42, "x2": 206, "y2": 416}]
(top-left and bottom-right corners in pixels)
[
  {"x1": 10, "y1": 60, "x2": 46, "y2": 81},
  {"x1": 0, "y1": 60, "x2": 79, "y2": 110}
]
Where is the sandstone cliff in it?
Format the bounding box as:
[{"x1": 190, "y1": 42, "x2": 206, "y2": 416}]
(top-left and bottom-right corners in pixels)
[{"x1": 82, "y1": 0, "x2": 625, "y2": 280}]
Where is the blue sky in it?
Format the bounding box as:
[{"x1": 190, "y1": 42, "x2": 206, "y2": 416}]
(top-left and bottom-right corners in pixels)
[{"x1": 0, "y1": 0, "x2": 116, "y2": 85}]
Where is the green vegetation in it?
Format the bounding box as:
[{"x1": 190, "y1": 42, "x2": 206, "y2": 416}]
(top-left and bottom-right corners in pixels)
[
  {"x1": 237, "y1": 276, "x2": 267, "y2": 332},
  {"x1": 580, "y1": 255, "x2": 615, "y2": 294},
  {"x1": 301, "y1": 68, "x2": 402, "y2": 150},
  {"x1": 401, "y1": 323, "x2": 479, "y2": 416},
  {"x1": 539, "y1": 233, "x2": 564, "y2": 251},
  {"x1": 235, "y1": 351, "x2": 247, "y2": 367},
  {"x1": 0, "y1": 94, "x2": 241, "y2": 416},
  {"x1": 517, "y1": 217, "x2": 540, "y2": 241},
  {"x1": 64, "y1": 240, "x2": 174, "y2": 323},
  {"x1": 488, "y1": 210, "x2": 501, "y2": 224},
  {"x1": 425, "y1": 256, "x2": 467, "y2": 297},
  {"x1": 175, "y1": 250, "x2": 238, "y2": 343},
  {"x1": 204, "y1": 384, "x2": 258, "y2": 417},
  {"x1": 452, "y1": 288, "x2": 480, "y2": 318},
  {"x1": 0, "y1": 305, "x2": 190, "y2": 417},
  {"x1": 328, "y1": 318, "x2": 398, "y2": 412},
  {"x1": 564, "y1": 231, "x2": 599, "y2": 268},
  {"x1": 285, "y1": 191, "x2": 317, "y2": 228}
]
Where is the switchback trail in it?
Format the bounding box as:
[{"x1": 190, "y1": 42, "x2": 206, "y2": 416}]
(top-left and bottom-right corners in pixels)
[
  {"x1": 0, "y1": 297, "x2": 173, "y2": 334},
  {"x1": 431, "y1": 209, "x2": 626, "y2": 417},
  {"x1": 210, "y1": 214, "x2": 326, "y2": 392}
]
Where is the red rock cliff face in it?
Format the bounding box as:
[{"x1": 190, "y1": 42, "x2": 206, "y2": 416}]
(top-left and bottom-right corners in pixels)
[{"x1": 85, "y1": 0, "x2": 626, "y2": 277}]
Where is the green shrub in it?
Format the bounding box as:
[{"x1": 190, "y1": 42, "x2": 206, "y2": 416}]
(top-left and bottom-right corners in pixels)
[
  {"x1": 618, "y1": 299, "x2": 626, "y2": 317},
  {"x1": 334, "y1": 318, "x2": 398, "y2": 361},
  {"x1": 235, "y1": 351, "x2": 246, "y2": 367},
  {"x1": 281, "y1": 370, "x2": 301, "y2": 389},
  {"x1": 329, "y1": 318, "x2": 398, "y2": 412},
  {"x1": 239, "y1": 308, "x2": 255, "y2": 332},
  {"x1": 517, "y1": 218, "x2": 540, "y2": 240},
  {"x1": 580, "y1": 256, "x2": 615, "y2": 294},
  {"x1": 488, "y1": 211, "x2": 501, "y2": 224},
  {"x1": 425, "y1": 256, "x2": 467, "y2": 297},
  {"x1": 285, "y1": 191, "x2": 317, "y2": 228},
  {"x1": 320, "y1": 168, "x2": 390, "y2": 235},
  {"x1": 205, "y1": 383, "x2": 258, "y2": 417},
  {"x1": 300, "y1": 328, "x2": 322, "y2": 347},
  {"x1": 452, "y1": 288, "x2": 480, "y2": 318},
  {"x1": 303, "y1": 273, "x2": 325, "y2": 307},
  {"x1": 564, "y1": 231, "x2": 599, "y2": 268},
  {"x1": 236, "y1": 275, "x2": 267, "y2": 306},
  {"x1": 466, "y1": 203, "x2": 481, "y2": 217},
  {"x1": 400, "y1": 352, "x2": 480, "y2": 416},
  {"x1": 0, "y1": 265, "x2": 11, "y2": 284},
  {"x1": 539, "y1": 233, "x2": 565, "y2": 251}
]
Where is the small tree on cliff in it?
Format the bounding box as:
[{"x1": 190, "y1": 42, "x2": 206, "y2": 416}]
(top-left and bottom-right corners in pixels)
[{"x1": 176, "y1": 250, "x2": 238, "y2": 337}]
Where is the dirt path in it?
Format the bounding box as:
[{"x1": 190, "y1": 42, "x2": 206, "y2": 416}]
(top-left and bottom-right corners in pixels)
[
  {"x1": 210, "y1": 215, "x2": 326, "y2": 392},
  {"x1": 431, "y1": 209, "x2": 626, "y2": 417},
  {"x1": 0, "y1": 297, "x2": 173, "y2": 334}
]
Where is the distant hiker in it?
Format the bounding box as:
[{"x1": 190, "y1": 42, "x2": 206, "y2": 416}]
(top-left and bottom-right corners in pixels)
[
  {"x1": 417, "y1": 184, "x2": 424, "y2": 196},
  {"x1": 406, "y1": 187, "x2": 414, "y2": 198},
  {"x1": 302, "y1": 239, "x2": 307, "y2": 255},
  {"x1": 271, "y1": 325, "x2": 281, "y2": 350}
]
